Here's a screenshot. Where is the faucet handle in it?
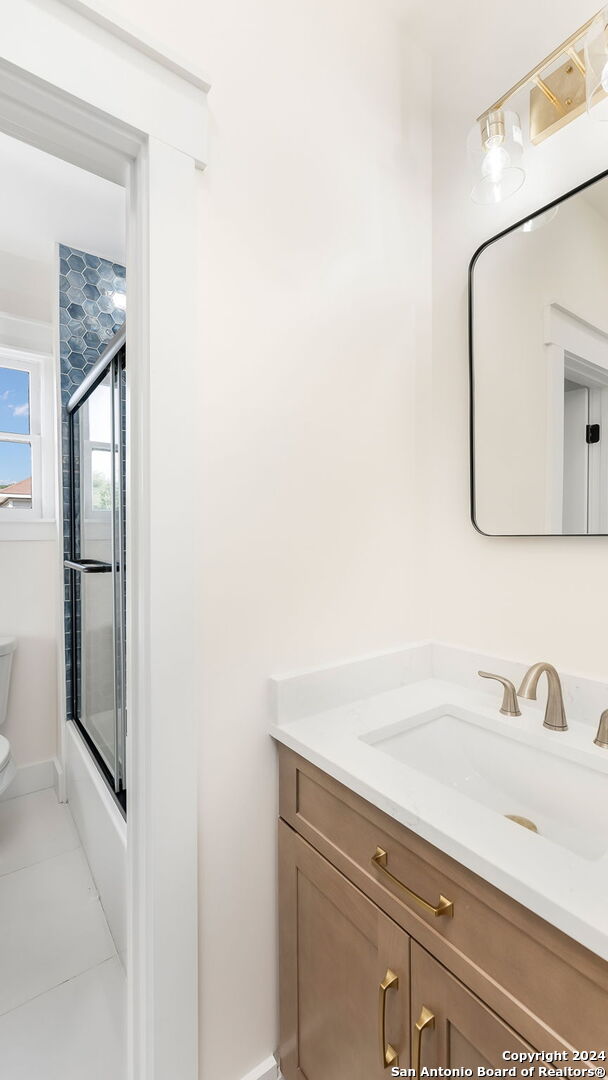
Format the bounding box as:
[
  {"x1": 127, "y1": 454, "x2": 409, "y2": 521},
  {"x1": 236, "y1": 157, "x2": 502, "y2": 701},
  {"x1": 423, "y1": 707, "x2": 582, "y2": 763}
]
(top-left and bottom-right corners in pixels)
[
  {"x1": 478, "y1": 671, "x2": 522, "y2": 717},
  {"x1": 594, "y1": 710, "x2": 608, "y2": 749}
]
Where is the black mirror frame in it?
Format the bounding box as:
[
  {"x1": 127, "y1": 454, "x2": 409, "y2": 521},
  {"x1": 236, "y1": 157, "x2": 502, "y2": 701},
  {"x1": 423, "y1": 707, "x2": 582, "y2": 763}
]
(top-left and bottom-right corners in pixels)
[{"x1": 468, "y1": 164, "x2": 608, "y2": 538}]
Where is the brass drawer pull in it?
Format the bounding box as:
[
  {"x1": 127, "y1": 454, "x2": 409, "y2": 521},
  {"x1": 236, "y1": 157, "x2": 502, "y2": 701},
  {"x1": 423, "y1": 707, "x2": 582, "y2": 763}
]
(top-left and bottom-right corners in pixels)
[
  {"x1": 371, "y1": 847, "x2": 454, "y2": 918},
  {"x1": 378, "y1": 969, "x2": 399, "y2": 1069},
  {"x1": 414, "y1": 1005, "x2": 435, "y2": 1073}
]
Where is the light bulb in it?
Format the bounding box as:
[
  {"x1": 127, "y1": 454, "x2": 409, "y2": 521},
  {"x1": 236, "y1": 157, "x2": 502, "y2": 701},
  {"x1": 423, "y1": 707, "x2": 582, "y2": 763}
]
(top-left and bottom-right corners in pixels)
[
  {"x1": 484, "y1": 133, "x2": 503, "y2": 150},
  {"x1": 467, "y1": 109, "x2": 525, "y2": 205},
  {"x1": 481, "y1": 146, "x2": 510, "y2": 183}
]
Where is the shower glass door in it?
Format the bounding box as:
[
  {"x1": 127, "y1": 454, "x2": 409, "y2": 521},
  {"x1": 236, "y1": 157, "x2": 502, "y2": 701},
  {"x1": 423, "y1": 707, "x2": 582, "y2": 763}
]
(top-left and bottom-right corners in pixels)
[{"x1": 66, "y1": 334, "x2": 126, "y2": 802}]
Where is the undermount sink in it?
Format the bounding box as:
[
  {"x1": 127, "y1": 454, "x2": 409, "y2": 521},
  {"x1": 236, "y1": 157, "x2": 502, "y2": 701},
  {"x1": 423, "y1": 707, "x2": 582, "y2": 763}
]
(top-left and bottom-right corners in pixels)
[{"x1": 362, "y1": 706, "x2": 608, "y2": 861}]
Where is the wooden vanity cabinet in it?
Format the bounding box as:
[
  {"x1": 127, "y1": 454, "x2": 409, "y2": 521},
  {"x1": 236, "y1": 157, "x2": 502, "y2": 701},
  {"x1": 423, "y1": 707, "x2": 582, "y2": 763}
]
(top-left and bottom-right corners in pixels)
[
  {"x1": 410, "y1": 943, "x2": 534, "y2": 1072},
  {"x1": 278, "y1": 746, "x2": 608, "y2": 1079},
  {"x1": 279, "y1": 822, "x2": 411, "y2": 1079}
]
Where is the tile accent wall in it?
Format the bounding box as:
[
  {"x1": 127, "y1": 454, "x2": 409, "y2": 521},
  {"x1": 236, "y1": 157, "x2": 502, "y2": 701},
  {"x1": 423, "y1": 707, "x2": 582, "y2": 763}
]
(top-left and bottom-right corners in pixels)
[{"x1": 59, "y1": 244, "x2": 126, "y2": 720}]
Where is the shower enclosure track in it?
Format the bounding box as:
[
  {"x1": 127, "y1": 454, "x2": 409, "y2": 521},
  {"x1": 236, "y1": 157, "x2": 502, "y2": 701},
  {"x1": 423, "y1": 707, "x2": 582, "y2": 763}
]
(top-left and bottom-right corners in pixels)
[{"x1": 66, "y1": 325, "x2": 127, "y2": 812}]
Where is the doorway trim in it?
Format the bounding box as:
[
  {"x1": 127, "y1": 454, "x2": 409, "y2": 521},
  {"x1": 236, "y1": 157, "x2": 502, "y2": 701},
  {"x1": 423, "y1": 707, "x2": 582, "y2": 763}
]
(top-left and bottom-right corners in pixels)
[
  {"x1": 0, "y1": 4, "x2": 209, "y2": 1078},
  {"x1": 545, "y1": 303, "x2": 608, "y2": 533}
]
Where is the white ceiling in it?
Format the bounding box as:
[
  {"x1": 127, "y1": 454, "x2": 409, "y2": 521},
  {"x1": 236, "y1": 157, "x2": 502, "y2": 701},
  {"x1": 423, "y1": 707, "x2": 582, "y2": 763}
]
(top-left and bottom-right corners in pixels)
[{"x1": 0, "y1": 131, "x2": 126, "y2": 267}]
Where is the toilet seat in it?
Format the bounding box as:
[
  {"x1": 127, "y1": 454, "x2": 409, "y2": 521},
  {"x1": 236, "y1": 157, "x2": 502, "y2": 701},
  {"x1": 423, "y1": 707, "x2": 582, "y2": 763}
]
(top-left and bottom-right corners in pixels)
[
  {"x1": 0, "y1": 735, "x2": 10, "y2": 773},
  {"x1": 0, "y1": 735, "x2": 15, "y2": 797}
]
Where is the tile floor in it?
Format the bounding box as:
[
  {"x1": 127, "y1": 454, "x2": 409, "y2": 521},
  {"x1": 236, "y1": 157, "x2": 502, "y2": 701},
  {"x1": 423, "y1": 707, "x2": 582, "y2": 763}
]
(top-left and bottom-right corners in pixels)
[{"x1": 0, "y1": 787, "x2": 125, "y2": 1078}]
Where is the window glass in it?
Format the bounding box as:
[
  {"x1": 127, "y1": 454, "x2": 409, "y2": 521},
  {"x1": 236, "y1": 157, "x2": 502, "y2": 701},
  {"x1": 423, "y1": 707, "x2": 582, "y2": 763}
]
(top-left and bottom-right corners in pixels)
[
  {"x1": 0, "y1": 441, "x2": 32, "y2": 510},
  {"x1": 88, "y1": 380, "x2": 112, "y2": 443},
  {"x1": 0, "y1": 367, "x2": 30, "y2": 435},
  {"x1": 91, "y1": 448, "x2": 112, "y2": 510}
]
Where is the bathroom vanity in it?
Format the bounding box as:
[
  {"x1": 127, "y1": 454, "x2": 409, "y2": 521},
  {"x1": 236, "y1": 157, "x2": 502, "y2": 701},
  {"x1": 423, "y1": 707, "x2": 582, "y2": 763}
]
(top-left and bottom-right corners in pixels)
[{"x1": 272, "y1": 646, "x2": 608, "y2": 1077}]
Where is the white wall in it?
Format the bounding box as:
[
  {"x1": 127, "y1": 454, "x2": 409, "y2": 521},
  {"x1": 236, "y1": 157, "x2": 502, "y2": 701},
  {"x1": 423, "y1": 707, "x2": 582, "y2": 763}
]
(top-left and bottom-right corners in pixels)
[
  {"x1": 0, "y1": 249, "x2": 52, "y2": 323},
  {"x1": 113, "y1": 2, "x2": 608, "y2": 1076},
  {"x1": 430, "y1": 0, "x2": 608, "y2": 678},
  {"x1": 107, "y1": 0, "x2": 432, "y2": 1076}
]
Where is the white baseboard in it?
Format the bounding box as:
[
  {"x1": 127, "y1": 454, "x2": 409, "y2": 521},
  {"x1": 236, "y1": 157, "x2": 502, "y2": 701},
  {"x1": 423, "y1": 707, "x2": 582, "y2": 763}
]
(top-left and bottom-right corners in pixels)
[
  {"x1": 0, "y1": 757, "x2": 59, "y2": 801},
  {"x1": 240, "y1": 1055, "x2": 279, "y2": 1080}
]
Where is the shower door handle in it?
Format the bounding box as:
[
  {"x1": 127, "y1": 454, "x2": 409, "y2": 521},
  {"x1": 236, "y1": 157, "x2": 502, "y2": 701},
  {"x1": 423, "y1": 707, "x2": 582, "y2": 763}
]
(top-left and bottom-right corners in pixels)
[{"x1": 64, "y1": 558, "x2": 112, "y2": 573}]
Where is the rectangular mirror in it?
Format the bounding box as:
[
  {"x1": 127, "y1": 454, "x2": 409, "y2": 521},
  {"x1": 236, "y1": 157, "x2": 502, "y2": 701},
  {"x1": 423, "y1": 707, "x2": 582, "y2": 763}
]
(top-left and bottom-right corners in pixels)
[{"x1": 470, "y1": 169, "x2": 608, "y2": 536}]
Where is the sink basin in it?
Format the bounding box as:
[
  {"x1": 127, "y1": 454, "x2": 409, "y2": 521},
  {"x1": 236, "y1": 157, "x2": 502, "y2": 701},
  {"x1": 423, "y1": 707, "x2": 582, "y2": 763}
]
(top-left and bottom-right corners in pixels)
[{"x1": 363, "y1": 706, "x2": 608, "y2": 861}]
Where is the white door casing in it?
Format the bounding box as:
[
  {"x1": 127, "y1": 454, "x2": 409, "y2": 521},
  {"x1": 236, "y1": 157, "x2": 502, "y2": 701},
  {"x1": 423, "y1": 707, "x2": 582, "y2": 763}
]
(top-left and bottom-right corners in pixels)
[
  {"x1": 0, "y1": 4, "x2": 209, "y2": 1078},
  {"x1": 545, "y1": 304, "x2": 608, "y2": 534},
  {"x1": 562, "y1": 385, "x2": 589, "y2": 534}
]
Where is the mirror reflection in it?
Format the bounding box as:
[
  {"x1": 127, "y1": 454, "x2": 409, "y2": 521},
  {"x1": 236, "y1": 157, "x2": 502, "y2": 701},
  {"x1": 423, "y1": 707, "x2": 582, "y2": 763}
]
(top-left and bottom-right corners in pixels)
[{"x1": 470, "y1": 173, "x2": 608, "y2": 535}]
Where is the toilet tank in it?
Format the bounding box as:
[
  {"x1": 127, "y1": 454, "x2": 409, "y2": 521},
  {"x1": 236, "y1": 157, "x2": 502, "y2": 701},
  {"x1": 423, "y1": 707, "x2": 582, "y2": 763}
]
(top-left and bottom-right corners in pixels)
[{"x1": 0, "y1": 638, "x2": 16, "y2": 727}]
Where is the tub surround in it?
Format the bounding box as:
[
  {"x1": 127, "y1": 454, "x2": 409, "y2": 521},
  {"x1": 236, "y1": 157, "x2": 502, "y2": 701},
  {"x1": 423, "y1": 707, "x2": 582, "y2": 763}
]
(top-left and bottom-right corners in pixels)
[
  {"x1": 271, "y1": 642, "x2": 608, "y2": 961},
  {"x1": 66, "y1": 721, "x2": 127, "y2": 967}
]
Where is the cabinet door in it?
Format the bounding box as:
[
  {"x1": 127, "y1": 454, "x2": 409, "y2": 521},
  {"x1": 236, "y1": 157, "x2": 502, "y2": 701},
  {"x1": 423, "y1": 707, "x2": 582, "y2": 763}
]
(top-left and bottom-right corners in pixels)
[
  {"x1": 411, "y1": 943, "x2": 535, "y2": 1071},
  {"x1": 279, "y1": 821, "x2": 410, "y2": 1080}
]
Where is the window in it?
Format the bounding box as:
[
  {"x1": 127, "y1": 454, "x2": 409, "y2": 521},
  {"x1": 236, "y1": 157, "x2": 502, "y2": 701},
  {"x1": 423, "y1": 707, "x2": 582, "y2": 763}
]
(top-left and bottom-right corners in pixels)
[
  {"x1": 82, "y1": 373, "x2": 113, "y2": 522},
  {"x1": 0, "y1": 348, "x2": 54, "y2": 524}
]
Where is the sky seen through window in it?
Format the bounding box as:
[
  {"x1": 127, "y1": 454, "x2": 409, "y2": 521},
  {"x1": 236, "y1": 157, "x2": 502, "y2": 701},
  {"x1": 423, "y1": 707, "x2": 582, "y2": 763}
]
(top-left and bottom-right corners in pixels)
[{"x1": 0, "y1": 367, "x2": 31, "y2": 487}]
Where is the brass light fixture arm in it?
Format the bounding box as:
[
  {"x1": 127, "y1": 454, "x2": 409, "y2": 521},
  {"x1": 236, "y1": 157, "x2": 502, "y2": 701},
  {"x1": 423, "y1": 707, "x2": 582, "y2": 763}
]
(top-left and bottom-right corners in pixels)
[
  {"x1": 476, "y1": 11, "x2": 599, "y2": 123},
  {"x1": 532, "y1": 75, "x2": 565, "y2": 114}
]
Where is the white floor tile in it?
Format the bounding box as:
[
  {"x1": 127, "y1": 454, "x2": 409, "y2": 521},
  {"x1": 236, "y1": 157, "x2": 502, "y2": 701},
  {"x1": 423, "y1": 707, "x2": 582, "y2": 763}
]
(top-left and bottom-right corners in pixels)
[
  {"x1": 0, "y1": 789, "x2": 80, "y2": 878},
  {"x1": 0, "y1": 957, "x2": 126, "y2": 1079},
  {"x1": 0, "y1": 847, "x2": 115, "y2": 1015}
]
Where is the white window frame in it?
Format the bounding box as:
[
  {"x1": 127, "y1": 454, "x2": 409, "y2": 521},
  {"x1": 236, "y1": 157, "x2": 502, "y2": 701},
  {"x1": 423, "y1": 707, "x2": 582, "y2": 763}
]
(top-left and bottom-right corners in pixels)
[{"x1": 0, "y1": 344, "x2": 55, "y2": 530}]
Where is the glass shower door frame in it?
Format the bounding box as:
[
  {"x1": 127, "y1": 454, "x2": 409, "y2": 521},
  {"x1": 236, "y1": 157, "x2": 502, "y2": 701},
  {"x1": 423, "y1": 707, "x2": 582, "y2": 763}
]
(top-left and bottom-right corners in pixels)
[{"x1": 66, "y1": 330, "x2": 126, "y2": 805}]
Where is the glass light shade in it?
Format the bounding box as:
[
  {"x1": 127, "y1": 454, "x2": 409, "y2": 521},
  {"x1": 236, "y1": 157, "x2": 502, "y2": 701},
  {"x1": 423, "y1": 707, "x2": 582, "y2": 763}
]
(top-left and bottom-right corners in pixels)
[
  {"x1": 467, "y1": 109, "x2": 525, "y2": 205},
  {"x1": 585, "y1": 8, "x2": 608, "y2": 121}
]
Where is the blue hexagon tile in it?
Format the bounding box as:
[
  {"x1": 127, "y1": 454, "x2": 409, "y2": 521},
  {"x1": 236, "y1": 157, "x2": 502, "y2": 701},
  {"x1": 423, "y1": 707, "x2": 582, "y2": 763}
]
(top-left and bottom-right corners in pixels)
[{"x1": 59, "y1": 243, "x2": 126, "y2": 718}]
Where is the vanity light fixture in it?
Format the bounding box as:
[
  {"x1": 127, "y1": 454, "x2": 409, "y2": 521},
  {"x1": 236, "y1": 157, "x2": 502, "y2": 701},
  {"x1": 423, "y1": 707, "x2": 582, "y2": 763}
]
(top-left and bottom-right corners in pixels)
[
  {"x1": 585, "y1": 6, "x2": 608, "y2": 121},
  {"x1": 470, "y1": 8, "x2": 608, "y2": 204},
  {"x1": 467, "y1": 109, "x2": 525, "y2": 205}
]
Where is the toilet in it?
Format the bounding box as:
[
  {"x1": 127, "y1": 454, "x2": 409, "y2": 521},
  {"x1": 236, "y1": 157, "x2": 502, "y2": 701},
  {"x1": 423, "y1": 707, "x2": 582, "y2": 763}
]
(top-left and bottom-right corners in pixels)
[{"x1": 0, "y1": 637, "x2": 17, "y2": 797}]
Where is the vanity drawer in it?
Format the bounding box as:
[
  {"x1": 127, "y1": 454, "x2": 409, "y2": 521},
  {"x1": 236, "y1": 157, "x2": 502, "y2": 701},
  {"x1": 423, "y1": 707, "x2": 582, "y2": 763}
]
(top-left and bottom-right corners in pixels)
[{"x1": 278, "y1": 745, "x2": 608, "y2": 1052}]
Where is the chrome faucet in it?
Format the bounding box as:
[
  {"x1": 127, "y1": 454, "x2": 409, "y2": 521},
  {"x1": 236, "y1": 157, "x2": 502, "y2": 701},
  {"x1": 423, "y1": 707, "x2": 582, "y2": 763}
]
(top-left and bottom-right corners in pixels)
[
  {"x1": 478, "y1": 671, "x2": 521, "y2": 716},
  {"x1": 518, "y1": 662, "x2": 568, "y2": 731}
]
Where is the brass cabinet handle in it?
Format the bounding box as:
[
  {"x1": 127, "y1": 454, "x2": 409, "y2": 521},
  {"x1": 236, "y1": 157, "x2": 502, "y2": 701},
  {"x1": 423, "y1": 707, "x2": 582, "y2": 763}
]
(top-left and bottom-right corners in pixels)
[
  {"x1": 414, "y1": 1005, "x2": 435, "y2": 1074},
  {"x1": 378, "y1": 969, "x2": 399, "y2": 1069},
  {"x1": 371, "y1": 848, "x2": 454, "y2": 918}
]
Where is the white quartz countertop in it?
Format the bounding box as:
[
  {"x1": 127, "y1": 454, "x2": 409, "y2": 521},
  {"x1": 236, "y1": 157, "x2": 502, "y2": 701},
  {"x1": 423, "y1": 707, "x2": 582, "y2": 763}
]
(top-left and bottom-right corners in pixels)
[{"x1": 271, "y1": 676, "x2": 608, "y2": 961}]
